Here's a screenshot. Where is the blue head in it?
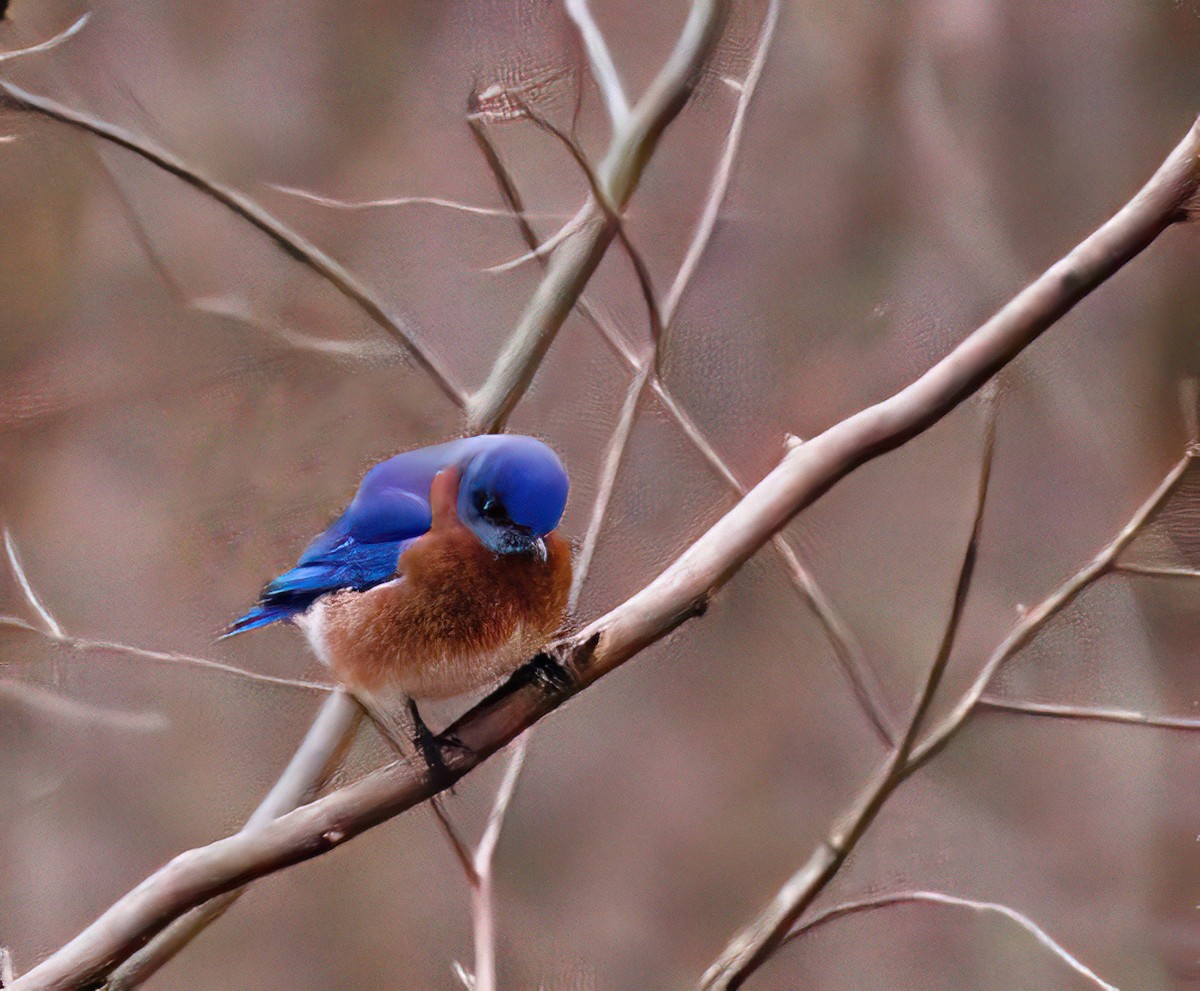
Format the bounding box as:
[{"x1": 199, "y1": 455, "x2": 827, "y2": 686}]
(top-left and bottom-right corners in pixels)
[{"x1": 457, "y1": 436, "x2": 569, "y2": 557}]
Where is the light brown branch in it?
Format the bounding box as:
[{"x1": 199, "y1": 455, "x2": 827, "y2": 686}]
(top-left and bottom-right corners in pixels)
[
  {"x1": 0, "y1": 82, "x2": 465, "y2": 410},
  {"x1": 466, "y1": 0, "x2": 725, "y2": 431},
  {"x1": 785, "y1": 890, "x2": 1118, "y2": 991},
  {"x1": 977, "y1": 695, "x2": 1200, "y2": 732},
  {"x1": 1113, "y1": 561, "x2": 1200, "y2": 579},
  {"x1": 697, "y1": 445, "x2": 1193, "y2": 990},
  {"x1": 0, "y1": 682, "x2": 167, "y2": 735},
  {"x1": 10, "y1": 114, "x2": 1200, "y2": 991},
  {"x1": 0, "y1": 14, "x2": 89, "y2": 64},
  {"x1": 102, "y1": 690, "x2": 361, "y2": 990}
]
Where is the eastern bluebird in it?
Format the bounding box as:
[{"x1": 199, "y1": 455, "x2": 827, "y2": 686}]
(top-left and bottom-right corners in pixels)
[{"x1": 224, "y1": 434, "x2": 572, "y2": 753}]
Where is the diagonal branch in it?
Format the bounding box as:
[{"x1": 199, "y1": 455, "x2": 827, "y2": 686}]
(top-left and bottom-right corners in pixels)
[
  {"x1": 0, "y1": 14, "x2": 89, "y2": 64},
  {"x1": 9, "y1": 113, "x2": 1200, "y2": 991},
  {"x1": 466, "y1": 0, "x2": 725, "y2": 431},
  {"x1": 564, "y1": 0, "x2": 631, "y2": 129},
  {"x1": 0, "y1": 82, "x2": 465, "y2": 410},
  {"x1": 697, "y1": 443, "x2": 1194, "y2": 991}
]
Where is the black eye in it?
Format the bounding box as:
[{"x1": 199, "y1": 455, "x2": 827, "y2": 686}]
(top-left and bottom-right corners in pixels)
[{"x1": 477, "y1": 493, "x2": 509, "y2": 523}]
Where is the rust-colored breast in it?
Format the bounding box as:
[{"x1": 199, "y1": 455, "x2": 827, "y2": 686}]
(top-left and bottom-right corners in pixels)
[{"x1": 316, "y1": 470, "x2": 572, "y2": 699}]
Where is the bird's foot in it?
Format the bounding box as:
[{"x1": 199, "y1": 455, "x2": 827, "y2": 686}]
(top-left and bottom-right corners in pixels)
[{"x1": 407, "y1": 699, "x2": 473, "y2": 786}]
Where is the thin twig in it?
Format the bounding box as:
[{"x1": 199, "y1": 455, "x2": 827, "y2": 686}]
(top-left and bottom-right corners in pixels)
[
  {"x1": 189, "y1": 295, "x2": 397, "y2": 363},
  {"x1": 514, "y1": 98, "x2": 663, "y2": 345},
  {"x1": 266, "y1": 183, "x2": 566, "y2": 219},
  {"x1": 697, "y1": 445, "x2": 1193, "y2": 991},
  {"x1": 0, "y1": 681, "x2": 168, "y2": 735},
  {"x1": 661, "y1": 0, "x2": 779, "y2": 330},
  {"x1": 0, "y1": 13, "x2": 89, "y2": 64},
  {"x1": 433, "y1": 738, "x2": 529, "y2": 991},
  {"x1": 1112, "y1": 561, "x2": 1200, "y2": 579},
  {"x1": 563, "y1": 0, "x2": 631, "y2": 129},
  {"x1": 569, "y1": 365, "x2": 651, "y2": 611},
  {"x1": 481, "y1": 205, "x2": 589, "y2": 273},
  {"x1": 10, "y1": 115, "x2": 1200, "y2": 991},
  {"x1": 0, "y1": 82, "x2": 465, "y2": 410},
  {"x1": 37, "y1": 629, "x2": 330, "y2": 694},
  {"x1": 466, "y1": 0, "x2": 724, "y2": 431},
  {"x1": 978, "y1": 695, "x2": 1200, "y2": 732},
  {"x1": 701, "y1": 408, "x2": 997, "y2": 990},
  {"x1": 786, "y1": 890, "x2": 1118, "y2": 991},
  {"x1": 4, "y1": 527, "x2": 64, "y2": 637},
  {"x1": 909, "y1": 447, "x2": 1195, "y2": 772}
]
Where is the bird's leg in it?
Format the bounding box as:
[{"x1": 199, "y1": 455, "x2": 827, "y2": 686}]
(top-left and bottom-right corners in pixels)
[{"x1": 405, "y1": 698, "x2": 476, "y2": 784}]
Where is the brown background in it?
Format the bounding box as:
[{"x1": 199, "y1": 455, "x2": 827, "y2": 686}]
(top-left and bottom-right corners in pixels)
[{"x1": 1, "y1": 1, "x2": 1198, "y2": 989}]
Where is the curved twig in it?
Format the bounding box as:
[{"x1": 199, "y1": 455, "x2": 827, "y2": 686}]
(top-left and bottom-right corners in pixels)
[{"x1": 785, "y1": 890, "x2": 1118, "y2": 991}]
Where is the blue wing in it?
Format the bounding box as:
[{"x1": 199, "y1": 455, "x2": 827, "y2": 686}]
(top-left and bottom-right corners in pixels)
[
  {"x1": 222, "y1": 484, "x2": 433, "y2": 637},
  {"x1": 222, "y1": 434, "x2": 550, "y2": 637}
]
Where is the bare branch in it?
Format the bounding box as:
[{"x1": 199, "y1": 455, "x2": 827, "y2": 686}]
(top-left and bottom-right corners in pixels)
[
  {"x1": 569, "y1": 366, "x2": 650, "y2": 611},
  {"x1": 662, "y1": 0, "x2": 779, "y2": 328},
  {"x1": 978, "y1": 696, "x2": 1200, "y2": 732},
  {"x1": 50, "y1": 631, "x2": 330, "y2": 694},
  {"x1": 1, "y1": 947, "x2": 13, "y2": 987},
  {"x1": 481, "y1": 205, "x2": 589, "y2": 273},
  {"x1": 514, "y1": 98, "x2": 662, "y2": 345},
  {"x1": 4, "y1": 527, "x2": 64, "y2": 637},
  {"x1": 103, "y1": 690, "x2": 362, "y2": 991},
  {"x1": 909, "y1": 447, "x2": 1195, "y2": 772},
  {"x1": 0, "y1": 13, "x2": 89, "y2": 64},
  {"x1": 469, "y1": 737, "x2": 528, "y2": 991},
  {"x1": 266, "y1": 183, "x2": 563, "y2": 218},
  {"x1": 189, "y1": 295, "x2": 397, "y2": 363},
  {"x1": 11, "y1": 115, "x2": 1200, "y2": 991},
  {"x1": 786, "y1": 890, "x2": 1119, "y2": 991},
  {"x1": 697, "y1": 445, "x2": 1192, "y2": 991},
  {"x1": 431, "y1": 737, "x2": 529, "y2": 991},
  {"x1": 466, "y1": 0, "x2": 725, "y2": 431},
  {"x1": 564, "y1": 0, "x2": 631, "y2": 129},
  {"x1": 0, "y1": 82, "x2": 465, "y2": 410},
  {"x1": 698, "y1": 407, "x2": 996, "y2": 989},
  {"x1": 1112, "y1": 561, "x2": 1200, "y2": 579},
  {"x1": 0, "y1": 681, "x2": 168, "y2": 735}
]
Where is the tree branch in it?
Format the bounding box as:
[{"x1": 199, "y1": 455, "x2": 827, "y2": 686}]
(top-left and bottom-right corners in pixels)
[
  {"x1": 465, "y1": 0, "x2": 725, "y2": 431},
  {"x1": 102, "y1": 691, "x2": 362, "y2": 991},
  {"x1": 785, "y1": 890, "x2": 1118, "y2": 991},
  {"x1": 0, "y1": 82, "x2": 465, "y2": 410},
  {"x1": 9, "y1": 112, "x2": 1199, "y2": 991},
  {"x1": 696, "y1": 444, "x2": 1194, "y2": 990}
]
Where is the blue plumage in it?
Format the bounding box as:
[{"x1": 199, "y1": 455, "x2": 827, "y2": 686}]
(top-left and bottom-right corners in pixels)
[{"x1": 223, "y1": 435, "x2": 569, "y2": 637}]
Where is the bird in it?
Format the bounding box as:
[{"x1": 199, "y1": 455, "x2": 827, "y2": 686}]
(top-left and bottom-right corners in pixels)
[{"x1": 224, "y1": 434, "x2": 573, "y2": 757}]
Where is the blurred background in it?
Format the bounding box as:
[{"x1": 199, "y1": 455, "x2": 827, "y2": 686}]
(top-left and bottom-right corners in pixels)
[{"x1": 1, "y1": 1, "x2": 1198, "y2": 988}]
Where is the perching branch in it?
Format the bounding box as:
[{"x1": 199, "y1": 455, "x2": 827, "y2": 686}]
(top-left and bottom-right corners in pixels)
[
  {"x1": 101, "y1": 690, "x2": 361, "y2": 991},
  {"x1": 10, "y1": 112, "x2": 1199, "y2": 991}
]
